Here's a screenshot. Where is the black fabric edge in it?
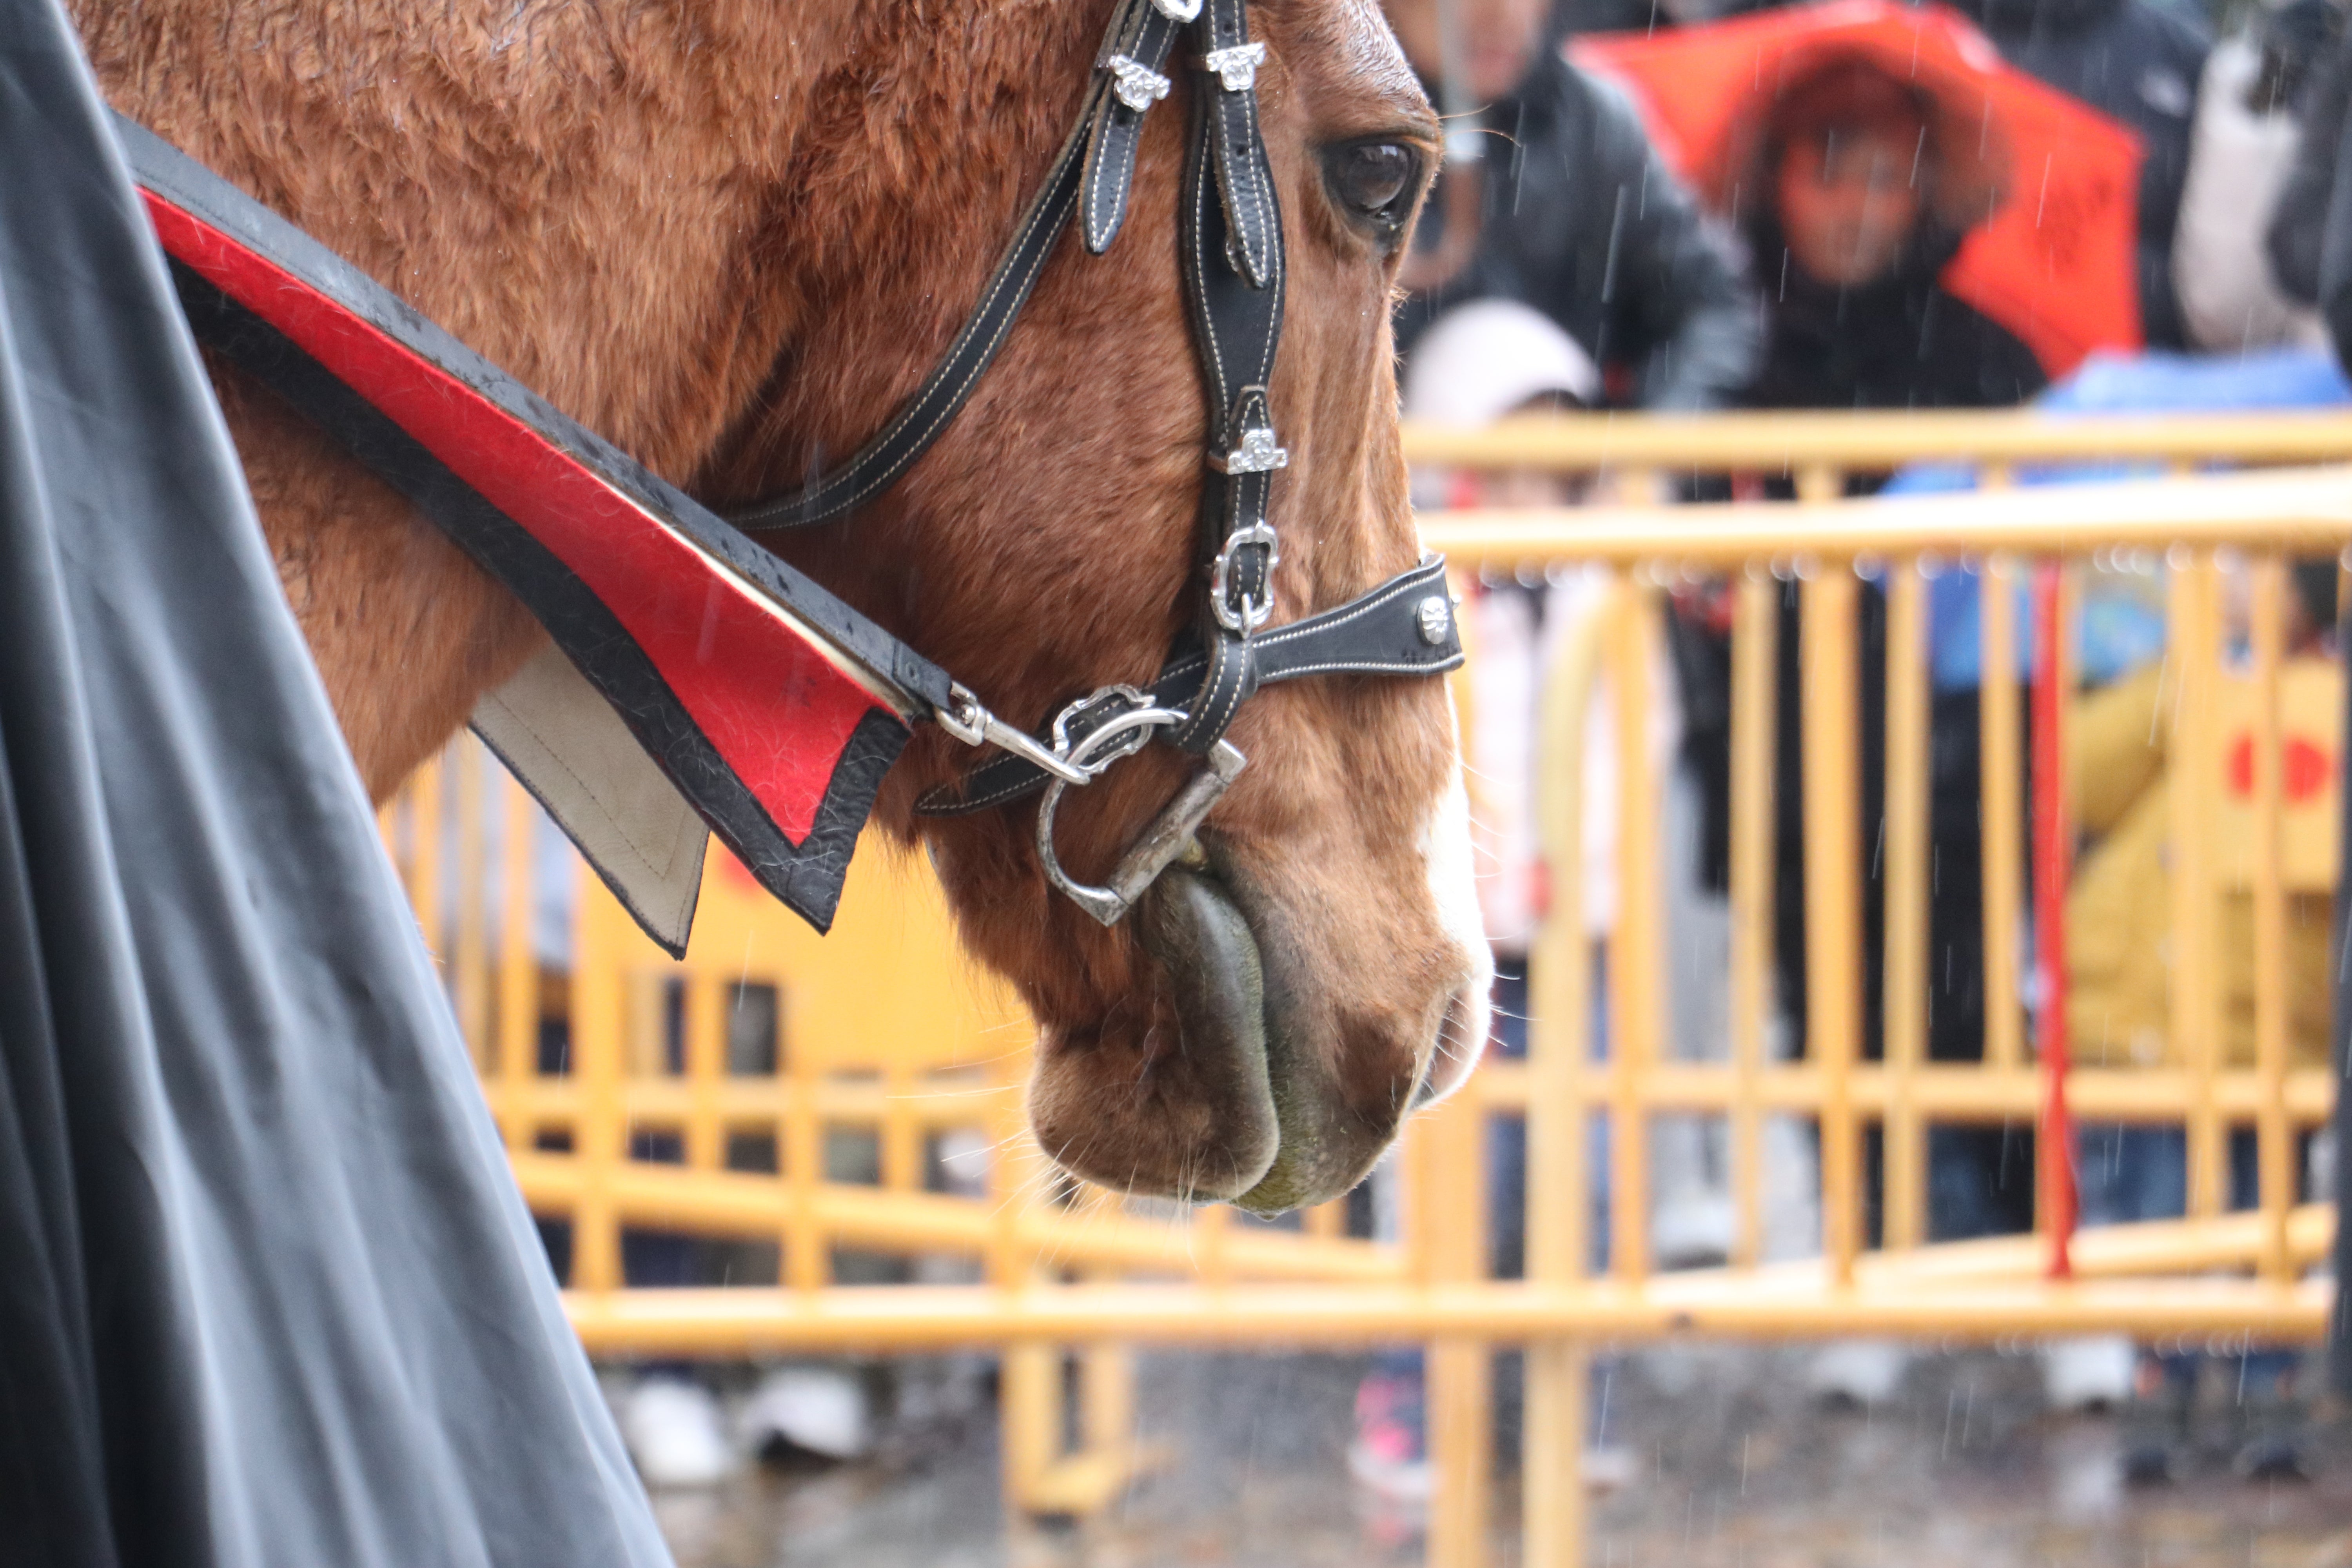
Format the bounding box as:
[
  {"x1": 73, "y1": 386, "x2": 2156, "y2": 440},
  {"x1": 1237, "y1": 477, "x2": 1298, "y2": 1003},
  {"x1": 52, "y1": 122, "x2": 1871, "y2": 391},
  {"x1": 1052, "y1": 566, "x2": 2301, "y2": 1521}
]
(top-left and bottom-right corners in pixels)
[
  {"x1": 112, "y1": 114, "x2": 953, "y2": 718},
  {"x1": 167, "y1": 261, "x2": 898, "y2": 935}
]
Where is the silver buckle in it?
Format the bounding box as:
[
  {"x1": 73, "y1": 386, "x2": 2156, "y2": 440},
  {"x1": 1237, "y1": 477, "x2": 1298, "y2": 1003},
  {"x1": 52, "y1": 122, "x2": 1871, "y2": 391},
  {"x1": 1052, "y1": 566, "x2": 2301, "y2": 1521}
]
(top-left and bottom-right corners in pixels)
[
  {"x1": 941, "y1": 683, "x2": 1095, "y2": 786},
  {"x1": 1207, "y1": 425, "x2": 1289, "y2": 475},
  {"x1": 1105, "y1": 54, "x2": 1172, "y2": 112},
  {"x1": 1201, "y1": 42, "x2": 1267, "y2": 92},
  {"x1": 1209, "y1": 520, "x2": 1279, "y2": 633},
  {"x1": 1151, "y1": 0, "x2": 1204, "y2": 18},
  {"x1": 1050, "y1": 684, "x2": 1158, "y2": 770},
  {"x1": 1037, "y1": 713, "x2": 1248, "y2": 926}
]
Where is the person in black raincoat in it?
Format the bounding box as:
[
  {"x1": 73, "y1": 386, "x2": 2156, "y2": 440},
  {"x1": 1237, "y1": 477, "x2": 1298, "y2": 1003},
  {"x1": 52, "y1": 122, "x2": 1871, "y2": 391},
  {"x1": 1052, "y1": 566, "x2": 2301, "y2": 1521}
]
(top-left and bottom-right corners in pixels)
[
  {"x1": 1385, "y1": 0, "x2": 1761, "y2": 408},
  {"x1": 1943, "y1": 0, "x2": 2210, "y2": 350}
]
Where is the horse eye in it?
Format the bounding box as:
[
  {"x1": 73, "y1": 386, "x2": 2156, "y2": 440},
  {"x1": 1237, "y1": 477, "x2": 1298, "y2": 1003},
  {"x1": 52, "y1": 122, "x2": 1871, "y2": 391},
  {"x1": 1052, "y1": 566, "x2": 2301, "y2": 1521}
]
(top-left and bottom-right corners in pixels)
[{"x1": 1323, "y1": 141, "x2": 1421, "y2": 243}]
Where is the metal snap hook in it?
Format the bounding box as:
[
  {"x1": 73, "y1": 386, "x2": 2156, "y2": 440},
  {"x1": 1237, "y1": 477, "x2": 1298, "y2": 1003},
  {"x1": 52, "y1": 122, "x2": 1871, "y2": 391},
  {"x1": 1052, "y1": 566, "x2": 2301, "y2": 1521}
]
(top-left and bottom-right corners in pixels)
[{"x1": 1035, "y1": 709, "x2": 1247, "y2": 926}]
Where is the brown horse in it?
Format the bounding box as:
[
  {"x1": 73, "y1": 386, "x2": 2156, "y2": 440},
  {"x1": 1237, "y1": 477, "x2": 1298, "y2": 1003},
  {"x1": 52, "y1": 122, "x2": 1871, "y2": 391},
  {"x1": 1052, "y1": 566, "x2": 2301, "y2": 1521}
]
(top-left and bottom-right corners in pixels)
[{"x1": 72, "y1": 0, "x2": 1487, "y2": 1212}]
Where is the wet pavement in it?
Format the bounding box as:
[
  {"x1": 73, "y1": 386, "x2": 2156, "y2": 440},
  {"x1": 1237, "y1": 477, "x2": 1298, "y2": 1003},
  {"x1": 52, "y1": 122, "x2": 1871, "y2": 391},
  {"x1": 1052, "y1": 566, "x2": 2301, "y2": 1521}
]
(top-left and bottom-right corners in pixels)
[{"x1": 646, "y1": 1345, "x2": 2352, "y2": 1567}]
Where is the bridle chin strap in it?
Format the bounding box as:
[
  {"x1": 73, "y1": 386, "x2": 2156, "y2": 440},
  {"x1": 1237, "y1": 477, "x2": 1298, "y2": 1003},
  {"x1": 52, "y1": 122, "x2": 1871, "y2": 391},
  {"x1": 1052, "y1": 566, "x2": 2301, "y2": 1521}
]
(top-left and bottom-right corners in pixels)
[{"x1": 732, "y1": 0, "x2": 1462, "y2": 925}]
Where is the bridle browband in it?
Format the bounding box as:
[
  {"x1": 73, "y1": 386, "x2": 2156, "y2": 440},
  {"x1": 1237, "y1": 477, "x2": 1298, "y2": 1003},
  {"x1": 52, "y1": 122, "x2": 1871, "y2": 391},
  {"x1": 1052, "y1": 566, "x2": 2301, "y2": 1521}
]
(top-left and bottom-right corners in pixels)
[
  {"x1": 730, "y1": 0, "x2": 1463, "y2": 923},
  {"x1": 125, "y1": 0, "x2": 1460, "y2": 935}
]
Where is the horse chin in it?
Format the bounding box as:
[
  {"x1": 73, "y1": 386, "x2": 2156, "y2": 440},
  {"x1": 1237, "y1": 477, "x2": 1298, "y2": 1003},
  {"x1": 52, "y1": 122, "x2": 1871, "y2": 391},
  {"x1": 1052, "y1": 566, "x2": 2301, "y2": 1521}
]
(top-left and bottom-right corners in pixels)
[
  {"x1": 1028, "y1": 849, "x2": 1435, "y2": 1218},
  {"x1": 1028, "y1": 864, "x2": 1281, "y2": 1205}
]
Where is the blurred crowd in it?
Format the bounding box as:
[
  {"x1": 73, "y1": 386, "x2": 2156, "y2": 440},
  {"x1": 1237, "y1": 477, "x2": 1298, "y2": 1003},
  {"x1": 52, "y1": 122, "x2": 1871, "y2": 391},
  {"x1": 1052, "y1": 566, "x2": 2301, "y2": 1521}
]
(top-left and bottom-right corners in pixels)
[{"x1": 1367, "y1": 0, "x2": 2352, "y2": 1521}]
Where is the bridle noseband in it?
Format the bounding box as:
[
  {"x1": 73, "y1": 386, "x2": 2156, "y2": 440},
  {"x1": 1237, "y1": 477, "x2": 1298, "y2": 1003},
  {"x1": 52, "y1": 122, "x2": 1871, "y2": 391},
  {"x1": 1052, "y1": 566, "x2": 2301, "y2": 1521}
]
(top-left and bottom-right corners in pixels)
[{"x1": 731, "y1": 0, "x2": 1463, "y2": 924}]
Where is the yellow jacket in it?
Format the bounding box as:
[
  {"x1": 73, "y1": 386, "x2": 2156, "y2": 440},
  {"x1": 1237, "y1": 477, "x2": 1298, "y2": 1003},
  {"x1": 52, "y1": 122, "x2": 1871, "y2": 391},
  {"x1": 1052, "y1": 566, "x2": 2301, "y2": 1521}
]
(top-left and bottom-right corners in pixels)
[{"x1": 2065, "y1": 664, "x2": 2334, "y2": 1071}]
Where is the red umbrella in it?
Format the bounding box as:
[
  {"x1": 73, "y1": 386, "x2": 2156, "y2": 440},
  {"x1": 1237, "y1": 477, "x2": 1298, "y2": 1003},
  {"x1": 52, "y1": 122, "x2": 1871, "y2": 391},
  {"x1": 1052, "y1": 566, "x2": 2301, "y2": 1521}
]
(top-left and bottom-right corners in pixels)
[{"x1": 1573, "y1": 0, "x2": 2145, "y2": 376}]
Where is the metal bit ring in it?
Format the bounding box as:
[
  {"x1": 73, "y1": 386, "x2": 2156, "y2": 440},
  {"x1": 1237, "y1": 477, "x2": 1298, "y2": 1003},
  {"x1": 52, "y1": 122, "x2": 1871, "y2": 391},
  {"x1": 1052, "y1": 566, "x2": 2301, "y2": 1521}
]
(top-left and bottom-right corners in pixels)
[{"x1": 1035, "y1": 708, "x2": 1246, "y2": 926}]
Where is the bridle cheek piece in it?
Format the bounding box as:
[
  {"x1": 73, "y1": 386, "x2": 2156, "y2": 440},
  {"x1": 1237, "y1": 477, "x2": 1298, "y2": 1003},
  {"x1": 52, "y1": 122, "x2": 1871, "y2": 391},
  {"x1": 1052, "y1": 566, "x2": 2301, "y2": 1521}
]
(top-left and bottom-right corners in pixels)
[{"x1": 728, "y1": 0, "x2": 1462, "y2": 925}]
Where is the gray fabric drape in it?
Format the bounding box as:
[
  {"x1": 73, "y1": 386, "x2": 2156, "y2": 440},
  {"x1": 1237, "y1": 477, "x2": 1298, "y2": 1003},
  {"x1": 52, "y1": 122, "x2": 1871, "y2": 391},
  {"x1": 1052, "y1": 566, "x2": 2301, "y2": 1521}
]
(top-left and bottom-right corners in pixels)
[{"x1": 0, "y1": 2, "x2": 670, "y2": 1563}]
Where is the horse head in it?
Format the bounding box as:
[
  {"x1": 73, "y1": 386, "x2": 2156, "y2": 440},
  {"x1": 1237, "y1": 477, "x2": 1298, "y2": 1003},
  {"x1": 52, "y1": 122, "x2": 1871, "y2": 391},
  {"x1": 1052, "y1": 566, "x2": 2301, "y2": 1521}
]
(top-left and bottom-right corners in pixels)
[
  {"x1": 78, "y1": 0, "x2": 1486, "y2": 1214},
  {"x1": 711, "y1": 0, "x2": 1487, "y2": 1211}
]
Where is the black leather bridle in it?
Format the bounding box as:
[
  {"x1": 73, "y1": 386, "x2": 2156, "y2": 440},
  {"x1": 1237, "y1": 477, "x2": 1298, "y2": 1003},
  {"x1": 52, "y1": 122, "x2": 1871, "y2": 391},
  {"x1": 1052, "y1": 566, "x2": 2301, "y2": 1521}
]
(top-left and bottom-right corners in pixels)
[{"x1": 728, "y1": 0, "x2": 1464, "y2": 923}]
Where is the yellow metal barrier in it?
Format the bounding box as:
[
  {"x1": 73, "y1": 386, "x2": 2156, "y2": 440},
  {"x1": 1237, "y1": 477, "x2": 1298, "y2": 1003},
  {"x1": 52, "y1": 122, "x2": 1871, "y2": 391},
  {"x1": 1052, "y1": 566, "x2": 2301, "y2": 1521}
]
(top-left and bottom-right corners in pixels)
[{"x1": 385, "y1": 408, "x2": 2352, "y2": 1567}]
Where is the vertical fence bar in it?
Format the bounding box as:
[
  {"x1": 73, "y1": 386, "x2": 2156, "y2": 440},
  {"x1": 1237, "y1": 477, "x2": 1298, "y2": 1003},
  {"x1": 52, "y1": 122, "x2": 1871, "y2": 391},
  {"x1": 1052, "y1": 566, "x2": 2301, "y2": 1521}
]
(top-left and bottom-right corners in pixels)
[
  {"x1": 453, "y1": 742, "x2": 491, "y2": 1067},
  {"x1": 1525, "y1": 588, "x2": 1607, "y2": 1568},
  {"x1": 1522, "y1": 1343, "x2": 1589, "y2": 1568},
  {"x1": 2031, "y1": 561, "x2": 2077, "y2": 1277},
  {"x1": 784, "y1": 984, "x2": 826, "y2": 1292},
  {"x1": 1429, "y1": 1338, "x2": 1493, "y2": 1568},
  {"x1": 685, "y1": 975, "x2": 724, "y2": 1172},
  {"x1": 569, "y1": 879, "x2": 627, "y2": 1294},
  {"x1": 1423, "y1": 1038, "x2": 1491, "y2": 1568},
  {"x1": 409, "y1": 754, "x2": 445, "y2": 966},
  {"x1": 989, "y1": 1019, "x2": 1049, "y2": 1530},
  {"x1": 882, "y1": 1063, "x2": 921, "y2": 1194},
  {"x1": 1000, "y1": 1341, "x2": 1060, "y2": 1528},
  {"x1": 497, "y1": 772, "x2": 536, "y2": 1146},
  {"x1": 1802, "y1": 561, "x2": 1865, "y2": 1283},
  {"x1": 2250, "y1": 556, "x2": 2292, "y2": 1280},
  {"x1": 1883, "y1": 560, "x2": 1931, "y2": 1252},
  {"x1": 1610, "y1": 577, "x2": 1661, "y2": 1285},
  {"x1": 1729, "y1": 573, "x2": 1779, "y2": 1269},
  {"x1": 2172, "y1": 555, "x2": 2226, "y2": 1219},
  {"x1": 2328, "y1": 559, "x2": 2352, "y2": 1393}
]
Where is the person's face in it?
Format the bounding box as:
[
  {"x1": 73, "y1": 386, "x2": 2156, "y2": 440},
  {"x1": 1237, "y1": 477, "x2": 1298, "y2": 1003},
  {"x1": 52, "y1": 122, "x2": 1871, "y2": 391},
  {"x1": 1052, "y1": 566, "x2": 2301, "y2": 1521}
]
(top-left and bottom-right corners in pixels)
[
  {"x1": 1775, "y1": 124, "x2": 1924, "y2": 288},
  {"x1": 1383, "y1": 0, "x2": 1549, "y2": 105}
]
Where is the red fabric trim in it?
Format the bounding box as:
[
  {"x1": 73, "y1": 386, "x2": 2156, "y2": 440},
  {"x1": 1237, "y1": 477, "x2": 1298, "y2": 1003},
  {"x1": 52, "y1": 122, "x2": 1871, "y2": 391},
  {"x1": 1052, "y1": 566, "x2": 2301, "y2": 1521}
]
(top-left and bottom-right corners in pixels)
[{"x1": 141, "y1": 191, "x2": 880, "y2": 845}]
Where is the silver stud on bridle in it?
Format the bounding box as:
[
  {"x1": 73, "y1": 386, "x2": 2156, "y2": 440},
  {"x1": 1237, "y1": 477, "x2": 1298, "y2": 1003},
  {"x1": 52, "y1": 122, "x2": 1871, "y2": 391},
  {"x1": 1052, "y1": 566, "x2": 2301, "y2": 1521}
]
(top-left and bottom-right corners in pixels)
[
  {"x1": 1105, "y1": 54, "x2": 1173, "y2": 112},
  {"x1": 1208, "y1": 424, "x2": 1289, "y2": 475},
  {"x1": 1201, "y1": 42, "x2": 1268, "y2": 91}
]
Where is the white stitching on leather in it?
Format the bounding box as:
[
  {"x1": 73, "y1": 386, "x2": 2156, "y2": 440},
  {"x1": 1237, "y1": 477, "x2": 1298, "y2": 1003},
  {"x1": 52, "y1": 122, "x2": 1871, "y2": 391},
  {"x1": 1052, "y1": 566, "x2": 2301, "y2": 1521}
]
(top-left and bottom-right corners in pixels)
[
  {"x1": 1257, "y1": 654, "x2": 1466, "y2": 681},
  {"x1": 747, "y1": 104, "x2": 1097, "y2": 526},
  {"x1": 1254, "y1": 563, "x2": 1443, "y2": 647}
]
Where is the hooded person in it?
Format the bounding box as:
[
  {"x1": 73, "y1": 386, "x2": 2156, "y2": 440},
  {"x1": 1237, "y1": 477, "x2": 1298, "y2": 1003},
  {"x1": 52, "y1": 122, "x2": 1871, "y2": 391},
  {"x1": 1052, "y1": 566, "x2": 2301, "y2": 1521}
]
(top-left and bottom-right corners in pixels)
[{"x1": 1730, "y1": 55, "x2": 2051, "y2": 411}]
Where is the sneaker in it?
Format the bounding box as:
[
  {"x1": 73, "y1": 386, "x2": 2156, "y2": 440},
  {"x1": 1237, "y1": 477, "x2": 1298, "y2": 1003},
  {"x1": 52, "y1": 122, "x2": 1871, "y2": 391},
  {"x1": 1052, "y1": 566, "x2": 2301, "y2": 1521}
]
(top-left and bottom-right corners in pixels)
[
  {"x1": 740, "y1": 1365, "x2": 872, "y2": 1462},
  {"x1": 1806, "y1": 1341, "x2": 1908, "y2": 1408},
  {"x1": 2042, "y1": 1336, "x2": 2136, "y2": 1412},
  {"x1": 2235, "y1": 1436, "x2": 2308, "y2": 1483},
  {"x1": 619, "y1": 1377, "x2": 737, "y2": 1488}
]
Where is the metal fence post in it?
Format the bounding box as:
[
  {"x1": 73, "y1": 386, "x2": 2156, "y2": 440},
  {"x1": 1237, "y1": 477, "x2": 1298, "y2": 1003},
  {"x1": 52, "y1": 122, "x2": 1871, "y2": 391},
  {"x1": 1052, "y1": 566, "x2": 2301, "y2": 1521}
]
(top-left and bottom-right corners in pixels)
[{"x1": 2329, "y1": 574, "x2": 2352, "y2": 1395}]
